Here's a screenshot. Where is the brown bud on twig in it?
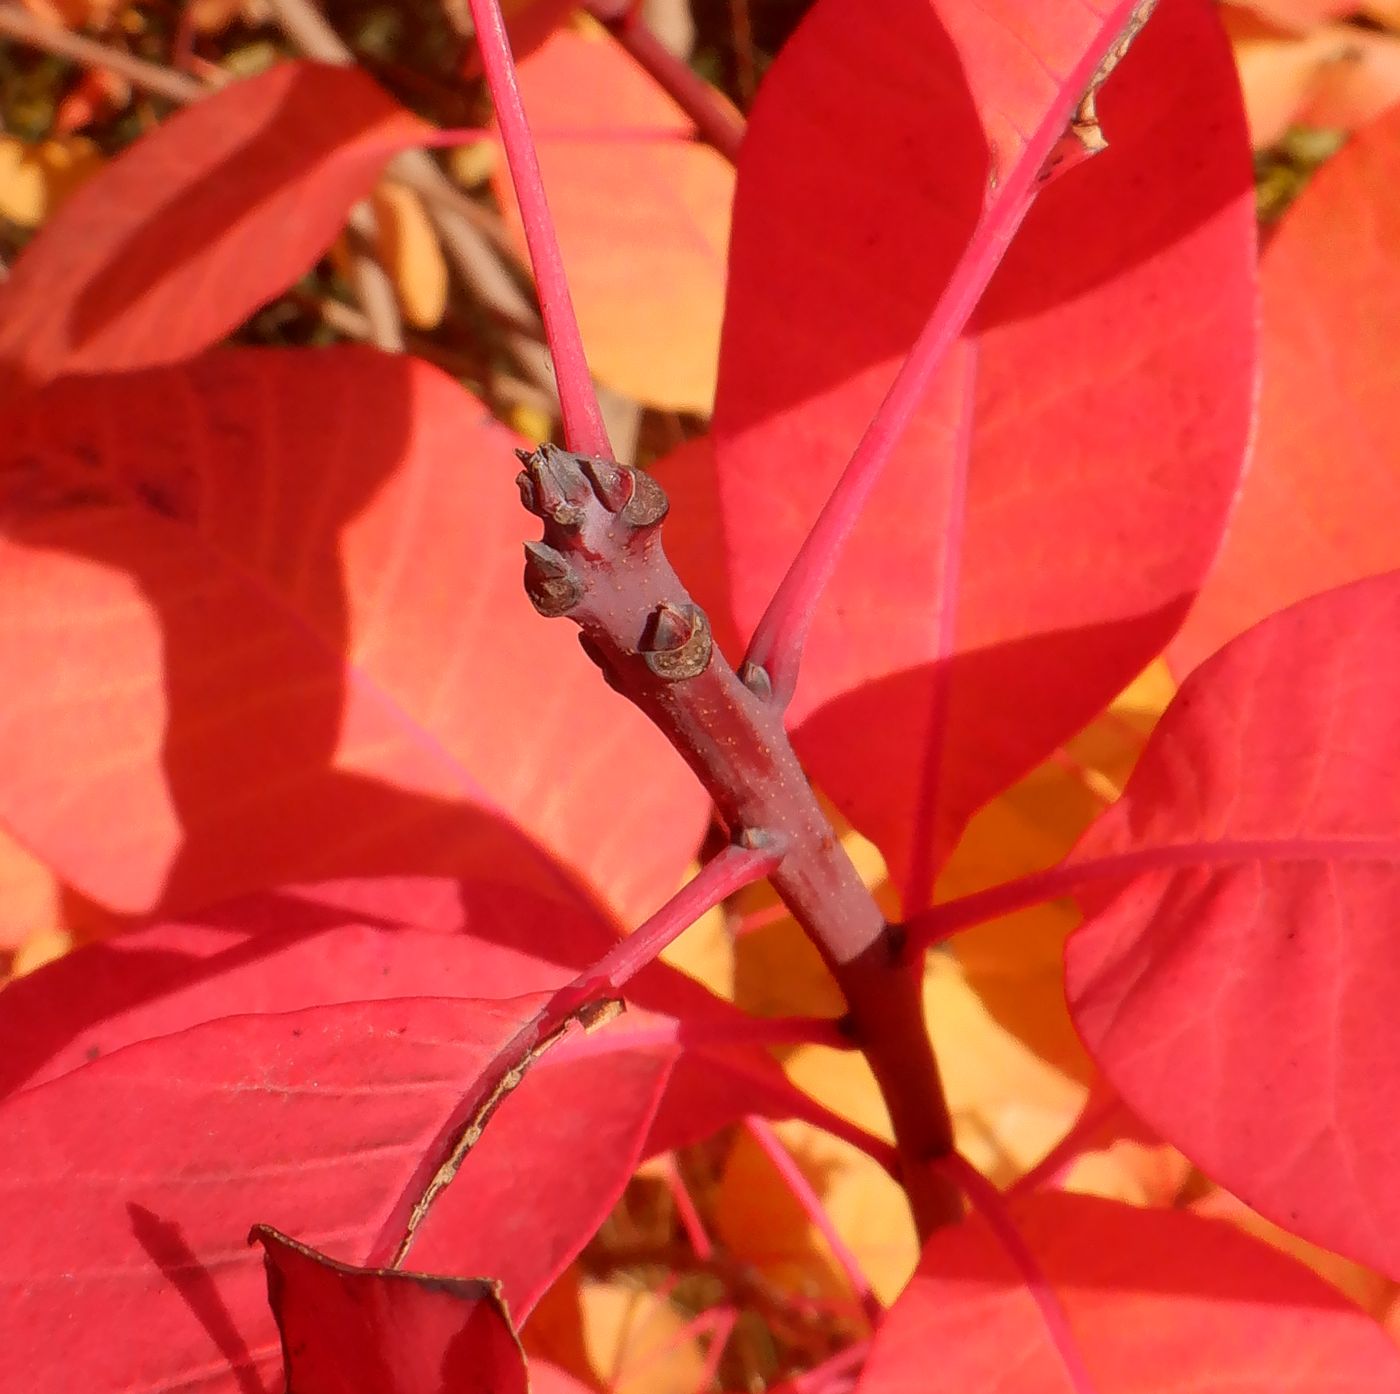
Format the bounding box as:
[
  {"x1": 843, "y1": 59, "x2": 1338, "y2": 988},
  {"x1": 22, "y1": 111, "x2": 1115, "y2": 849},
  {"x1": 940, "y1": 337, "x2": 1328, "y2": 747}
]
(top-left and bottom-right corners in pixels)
[
  {"x1": 639, "y1": 602, "x2": 712, "y2": 681},
  {"x1": 739, "y1": 661, "x2": 773, "y2": 701},
  {"x1": 736, "y1": 826, "x2": 776, "y2": 852},
  {"x1": 580, "y1": 456, "x2": 636, "y2": 513},
  {"x1": 523, "y1": 541, "x2": 584, "y2": 617},
  {"x1": 518, "y1": 443, "x2": 591, "y2": 528},
  {"x1": 621, "y1": 470, "x2": 669, "y2": 529}
]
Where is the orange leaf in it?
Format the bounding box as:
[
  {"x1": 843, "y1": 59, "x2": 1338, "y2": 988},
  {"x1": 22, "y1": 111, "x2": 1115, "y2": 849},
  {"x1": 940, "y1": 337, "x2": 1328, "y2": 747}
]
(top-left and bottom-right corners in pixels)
[
  {"x1": 0, "y1": 135, "x2": 102, "y2": 228},
  {"x1": 715, "y1": 1120, "x2": 917, "y2": 1310},
  {"x1": 496, "y1": 22, "x2": 734, "y2": 412},
  {"x1": 371, "y1": 182, "x2": 450, "y2": 330},
  {"x1": 0, "y1": 350, "x2": 707, "y2": 931},
  {"x1": 1227, "y1": 9, "x2": 1400, "y2": 147},
  {"x1": 1169, "y1": 101, "x2": 1400, "y2": 674}
]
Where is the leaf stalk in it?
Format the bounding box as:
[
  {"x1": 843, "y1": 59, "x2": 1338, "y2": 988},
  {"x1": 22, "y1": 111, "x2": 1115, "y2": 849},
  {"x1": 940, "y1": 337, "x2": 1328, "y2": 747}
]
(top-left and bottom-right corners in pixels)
[
  {"x1": 467, "y1": 0, "x2": 612, "y2": 456},
  {"x1": 740, "y1": 189, "x2": 1036, "y2": 711}
]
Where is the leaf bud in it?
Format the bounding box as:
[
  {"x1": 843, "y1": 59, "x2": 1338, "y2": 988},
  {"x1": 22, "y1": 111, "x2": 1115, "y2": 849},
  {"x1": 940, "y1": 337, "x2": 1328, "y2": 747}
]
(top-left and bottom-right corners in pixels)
[
  {"x1": 620, "y1": 470, "x2": 669, "y2": 529},
  {"x1": 523, "y1": 541, "x2": 584, "y2": 617},
  {"x1": 519, "y1": 443, "x2": 591, "y2": 528},
  {"x1": 639, "y1": 602, "x2": 712, "y2": 681},
  {"x1": 739, "y1": 661, "x2": 773, "y2": 701},
  {"x1": 580, "y1": 456, "x2": 636, "y2": 513}
]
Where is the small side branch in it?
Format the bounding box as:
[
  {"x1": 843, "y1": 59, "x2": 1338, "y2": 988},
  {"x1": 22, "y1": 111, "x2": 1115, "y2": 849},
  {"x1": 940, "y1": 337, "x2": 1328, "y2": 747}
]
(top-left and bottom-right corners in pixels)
[
  {"x1": 554, "y1": 838, "x2": 783, "y2": 1010},
  {"x1": 783, "y1": 1341, "x2": 870, "y2": 1394},
  {"x1": 902, "y1": 839, "x2": 1347, "y2": 952},
  {"x1": 588, "y1": 1, "x2": 745, "y2": 163},
  {"x1": 375, "y1": 838, "x2": 779, "y2": 1268},
  {"x1": 903, "y1": 860, "x2": 1089, "y2": 950},
  {"x1": 740, "y1": 190, "x2": 1037, "y2": 710},
  {"x1": 1010, "y1": 1084, "x2": 1125, "y2": 1197}
]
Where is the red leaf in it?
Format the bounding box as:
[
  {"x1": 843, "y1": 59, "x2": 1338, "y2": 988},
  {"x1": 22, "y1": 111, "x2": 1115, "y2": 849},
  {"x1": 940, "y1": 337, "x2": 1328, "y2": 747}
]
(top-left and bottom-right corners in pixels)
[
  {"x1": 857, "y1": 1191, "x2": 1400, "y2": 1392},
  {"x1": 0, "y1": 349, "x2": 705, "y2": 931},
  {"x1": 1065, "y1": 573, "x2": 1400, "y2": 1278},
  {"x1": 0, "y1": 990, "x2": 547, "y2": 1394},
  {"x1": 0, "y1": 888, "x2": 833, "y2": 1313},
  {"x1": 704, "y1": 0, "x2": 1255, "y2": 908},
  {"x1": 0, "y1": 879, "x2": 645, "y2": 1095},
  {"x1": 0, "y1": 63, "x2": 427, "y2": 405},
  {"x1": 494, "y1": 0, "x2": 576, "y2": 61},
  {"x1": 496, "y1": 25, "x2": 733, "y2": 412},
  {"x1": 0, "y1": 970, "x2": 679, "y2": 1394},
  {"x1": 254, "y1": 1226, "x2": 529, "y2": 1394},
  {"x1": 1169, "y1": 101, "x2": 1400, "y2": 677}
]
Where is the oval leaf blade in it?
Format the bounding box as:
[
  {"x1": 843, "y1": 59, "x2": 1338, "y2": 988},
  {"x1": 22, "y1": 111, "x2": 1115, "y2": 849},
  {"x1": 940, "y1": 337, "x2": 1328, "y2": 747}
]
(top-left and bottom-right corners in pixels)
[
  {"x1": 1066, "y1": 572, "x2": 1400, "y2": 1277},
  {"x1": 0, "y1": 349, "x2": 705, "y2": 930},
  {"x1": 857, "y1": 1192, "x2": 1400, "y2": 1392},
  {"x1": 1169, "y1": 100, "x2": 1400, "y2": 676},
  {"x1": 706, "y1": 0, "x2": 1255, "y2": 909}
]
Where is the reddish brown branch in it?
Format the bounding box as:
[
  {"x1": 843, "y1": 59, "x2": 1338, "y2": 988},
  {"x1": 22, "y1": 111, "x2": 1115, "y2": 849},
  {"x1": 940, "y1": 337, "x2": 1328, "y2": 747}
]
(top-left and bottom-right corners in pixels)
[
  {"x1": 727, "y1": 0, "x2": 757, "y2": 107},
  {"x1": 588, "y1": 1, "x2": 745, "y2": 163},
  {"x1": 515, "y1": 444, "x2": 962, "y2": 1236}
]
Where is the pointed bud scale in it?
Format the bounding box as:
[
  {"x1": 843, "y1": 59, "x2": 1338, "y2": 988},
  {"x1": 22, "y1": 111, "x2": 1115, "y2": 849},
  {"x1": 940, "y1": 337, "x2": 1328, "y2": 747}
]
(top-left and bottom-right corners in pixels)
[
  {"x1": 581, "y1": 456, "x2": 636, "y2": 513},
  {"x1": 640, "y1": 602, "x2": 712, "y2": 681},
  {"x1": 516, "y1": 470, "x2": 538, "y2": 514},
  {"x1": 621, "y1": 470, "x2": 669, "y2": 529},
  {"x1": 537, "y1": 443, "x2": 592, "y2": 504},
  {"x1": 739, "y1": 661, "x2": 773, "y2": 702},
  {"x1": 524, "y1": 444, "x2": 591, "y2": 528},
  {"x1": 523, "y1": 541, "x2": 583, "y2": 617},
  {"x1": 524, "y1": 540, "x2": 571, "y2": 578},
  {"x1": 647, "y1": 602, "x2": 693, "y2": 652},
  {"x1": 737, "y1": 826, "x2": 775, "y2": 851}
]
